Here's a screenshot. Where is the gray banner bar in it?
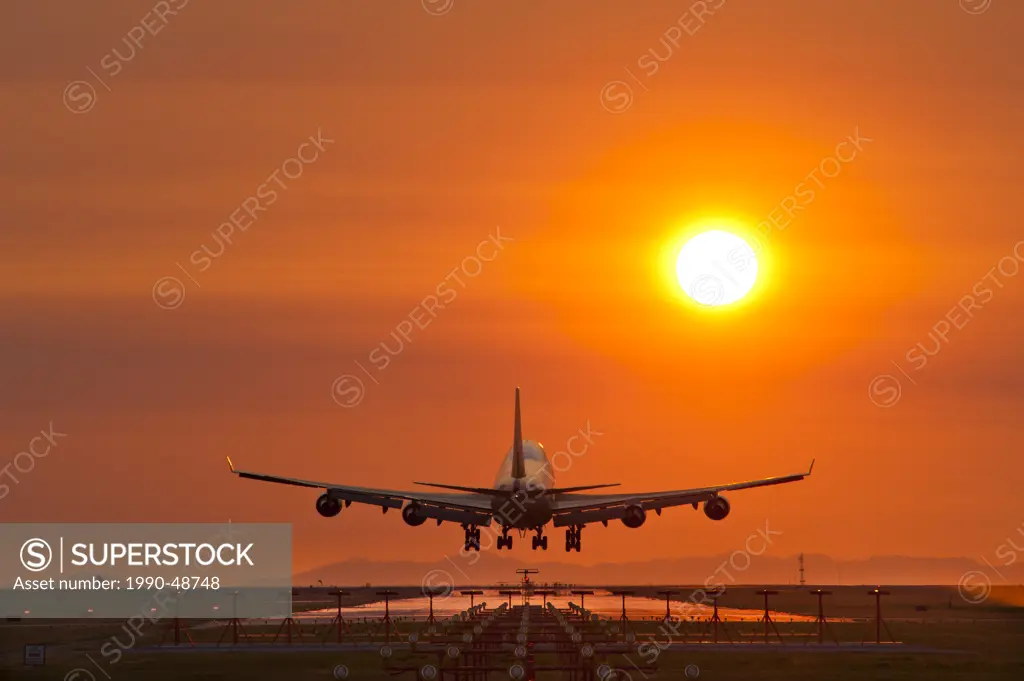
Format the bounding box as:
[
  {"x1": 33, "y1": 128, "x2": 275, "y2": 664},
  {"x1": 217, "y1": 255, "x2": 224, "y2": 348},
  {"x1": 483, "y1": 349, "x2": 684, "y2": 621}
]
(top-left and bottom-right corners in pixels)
[{"x1": 1, "y1": 523, "x2": 292, "y2": 618}]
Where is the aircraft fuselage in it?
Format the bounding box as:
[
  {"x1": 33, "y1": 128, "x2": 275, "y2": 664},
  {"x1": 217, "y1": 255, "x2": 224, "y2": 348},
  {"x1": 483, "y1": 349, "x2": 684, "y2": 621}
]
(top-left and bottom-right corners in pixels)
[{"x1": 491, "y1": 439, "x2": 554, "y2": 529}]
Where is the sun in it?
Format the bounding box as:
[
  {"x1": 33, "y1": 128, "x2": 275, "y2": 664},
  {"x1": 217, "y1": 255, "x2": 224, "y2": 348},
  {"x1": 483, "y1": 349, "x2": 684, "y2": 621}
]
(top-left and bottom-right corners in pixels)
[{"x1": 675, "y1": 229, "x2": 759, "y2": 307}]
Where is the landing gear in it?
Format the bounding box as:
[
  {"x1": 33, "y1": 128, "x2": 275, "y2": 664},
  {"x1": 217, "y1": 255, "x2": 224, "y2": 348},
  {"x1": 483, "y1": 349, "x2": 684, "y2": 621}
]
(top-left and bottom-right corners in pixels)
[
  {"x1": 497, "y1": 527, "x2": 513, "y2": 550},
  {"x1": 462, "y1": 525, "x2": 481, "y2": 552},
  {"x1": 531, "y1": 528, "x2": 548, "y2": 551},
  {"x1": 564, "y1": 525, "x2": 582, "y2": 552}
]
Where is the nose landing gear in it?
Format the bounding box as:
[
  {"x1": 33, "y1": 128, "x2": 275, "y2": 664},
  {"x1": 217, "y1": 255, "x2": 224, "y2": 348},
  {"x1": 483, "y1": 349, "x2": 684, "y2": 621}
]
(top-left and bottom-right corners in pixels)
[
  {"x1": 497, "y1": 527, "x2": 513, "y2": 550},
  {"x1": 531, "y1": 527, "x2": 548, "y2": 551}
]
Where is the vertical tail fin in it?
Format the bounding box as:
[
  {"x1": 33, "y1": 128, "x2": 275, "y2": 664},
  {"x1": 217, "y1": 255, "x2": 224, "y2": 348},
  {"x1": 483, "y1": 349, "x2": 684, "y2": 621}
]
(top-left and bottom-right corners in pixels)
[{"x1": 512, "y1": 386, "x2": 526, "y2": 479}]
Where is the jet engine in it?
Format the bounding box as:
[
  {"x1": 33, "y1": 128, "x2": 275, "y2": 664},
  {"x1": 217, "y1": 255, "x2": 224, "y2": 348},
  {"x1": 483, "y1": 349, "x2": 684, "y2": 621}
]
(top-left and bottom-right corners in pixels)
[
  {"x1": 703, "y1": 496, "x2": 730, "y2": 521},
  {"x1": 621, "y1": 504, "x2": 647, "y2": 528},
  {"x1": 315, "y1": 493, "x2": 342, "y2": 518},
  {"x1": 402, "y1": 502, "x2": 428, "y2": 526}
]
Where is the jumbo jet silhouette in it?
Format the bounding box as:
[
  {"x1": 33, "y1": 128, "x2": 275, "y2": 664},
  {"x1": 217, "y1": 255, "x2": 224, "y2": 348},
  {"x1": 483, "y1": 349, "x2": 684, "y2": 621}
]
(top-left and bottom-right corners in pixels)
[{"x1": 228, "y1": 388, "x2": 813, "y2": 552}]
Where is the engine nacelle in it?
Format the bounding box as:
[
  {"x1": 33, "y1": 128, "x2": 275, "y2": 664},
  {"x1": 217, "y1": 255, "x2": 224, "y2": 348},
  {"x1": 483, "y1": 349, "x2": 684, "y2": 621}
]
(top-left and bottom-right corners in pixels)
[
  {"x1": 315, "y1": 493, "x2": 342, "y2": 518},
  {"x1": 621, "y1": 504, "x2": 647, "y2": 528},
  {"x1": 703, "y1": 496, "x2": 730, "y2": 521},
  {"x1": 402, "y1": 502, "x2": 428, "y2": 527}
]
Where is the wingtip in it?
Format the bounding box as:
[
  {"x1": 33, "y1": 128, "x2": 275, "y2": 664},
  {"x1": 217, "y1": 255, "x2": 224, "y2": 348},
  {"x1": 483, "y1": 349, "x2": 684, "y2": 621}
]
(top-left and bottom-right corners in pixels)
[
  {"x1": 808, "y1": 458, "x2": 816, "y2": 475},
  {"x1": 226, "y1": 456, "x2": 235, "y2": 473}
]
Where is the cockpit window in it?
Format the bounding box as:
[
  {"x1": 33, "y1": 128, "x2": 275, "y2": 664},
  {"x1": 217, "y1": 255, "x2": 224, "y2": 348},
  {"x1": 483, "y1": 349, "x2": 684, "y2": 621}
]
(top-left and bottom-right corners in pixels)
[
  {"x1": 499, "y1": 442, "x2": 547, "y2": 465},
  {"x1": 523, "y1": 445, "x2": 546, "y2": 461},
  {"x1": 494, "y1": 442, "x2": 549, "y2": 487}
]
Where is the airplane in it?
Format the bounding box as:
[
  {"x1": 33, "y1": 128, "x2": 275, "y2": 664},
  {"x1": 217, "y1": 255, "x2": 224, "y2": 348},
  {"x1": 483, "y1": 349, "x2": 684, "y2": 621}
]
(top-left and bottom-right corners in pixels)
[{"x1": 227, "y1": 387, "x2": 814, "y2": 552}]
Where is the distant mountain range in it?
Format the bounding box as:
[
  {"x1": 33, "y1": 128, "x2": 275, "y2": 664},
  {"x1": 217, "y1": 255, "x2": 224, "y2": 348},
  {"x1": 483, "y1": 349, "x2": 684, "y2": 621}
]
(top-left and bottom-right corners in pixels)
[{"x1": 294, "y1": 552, "x2": 1024, "y2": 587}]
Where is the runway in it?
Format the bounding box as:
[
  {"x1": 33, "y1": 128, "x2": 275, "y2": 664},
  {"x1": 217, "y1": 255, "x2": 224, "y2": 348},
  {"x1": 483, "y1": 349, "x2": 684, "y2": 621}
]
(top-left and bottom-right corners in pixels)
[{"x1": 290, "y1": 591, "x2": 823, "y2": 623}]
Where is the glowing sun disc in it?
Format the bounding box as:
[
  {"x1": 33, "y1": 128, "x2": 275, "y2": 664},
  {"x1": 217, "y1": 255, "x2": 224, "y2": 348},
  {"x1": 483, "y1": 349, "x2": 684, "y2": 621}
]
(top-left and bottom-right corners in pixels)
[{"x1": 675, "y1": 230, "x2": 759, "y2": 306}]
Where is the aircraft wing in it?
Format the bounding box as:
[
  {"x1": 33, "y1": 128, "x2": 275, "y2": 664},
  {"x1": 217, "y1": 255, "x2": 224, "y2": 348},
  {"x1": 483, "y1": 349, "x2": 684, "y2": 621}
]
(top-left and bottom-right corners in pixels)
[
  {"x1": 226, "y1": 457, "x2": 494, "y2": 524},
  {"x1": 549, "y1": 460, "x2": 814, "y2": 527}
]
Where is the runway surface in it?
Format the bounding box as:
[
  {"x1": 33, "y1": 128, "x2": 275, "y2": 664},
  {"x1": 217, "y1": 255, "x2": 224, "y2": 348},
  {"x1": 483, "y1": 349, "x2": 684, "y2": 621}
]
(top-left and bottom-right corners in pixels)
[{"x1": 290, "y1": 591, "x2": 823, "y2": 623}]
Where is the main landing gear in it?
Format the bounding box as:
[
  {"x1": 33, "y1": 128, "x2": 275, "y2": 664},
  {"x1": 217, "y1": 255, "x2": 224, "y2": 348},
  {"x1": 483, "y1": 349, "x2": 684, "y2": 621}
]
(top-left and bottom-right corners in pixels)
[
  {"x1": 531, "y1": 527, "x2": 548, "y2": 551},
  {"x1": 565, "y1": 525, "x2": 582, "y2": 552},
  {"x1": 497, "y1": 527, "x2": 514, "y2": 550},
  {"x1": 463, "y1": 525, "x2": 481, "y2": 552}
]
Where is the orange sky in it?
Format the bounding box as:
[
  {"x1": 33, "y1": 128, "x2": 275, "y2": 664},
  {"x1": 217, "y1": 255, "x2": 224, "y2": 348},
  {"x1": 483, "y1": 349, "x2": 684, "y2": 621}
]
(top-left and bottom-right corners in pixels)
[{"x1": 2, "y1": 1, "x2": 1023, "y2": 576}]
